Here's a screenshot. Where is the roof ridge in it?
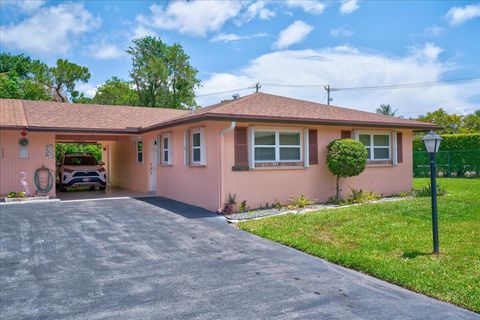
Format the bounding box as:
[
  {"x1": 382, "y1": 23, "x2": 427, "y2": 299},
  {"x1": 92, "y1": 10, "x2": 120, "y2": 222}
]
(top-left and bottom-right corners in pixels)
[{"x1": 204, "y1": 93, "x2": 257, "y2": 114}]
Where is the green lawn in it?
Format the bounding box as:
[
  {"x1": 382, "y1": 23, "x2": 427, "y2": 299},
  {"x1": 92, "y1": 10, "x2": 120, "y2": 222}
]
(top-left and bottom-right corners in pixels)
[{"x1": 239, "y1": 178, "x2": 480, "y2": 312}]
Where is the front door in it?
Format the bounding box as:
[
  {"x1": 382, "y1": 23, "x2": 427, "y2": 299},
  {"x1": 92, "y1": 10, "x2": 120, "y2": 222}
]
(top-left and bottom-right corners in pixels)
[{"x1": 149, "y1": 138, "x2": 158, "y2": 192}]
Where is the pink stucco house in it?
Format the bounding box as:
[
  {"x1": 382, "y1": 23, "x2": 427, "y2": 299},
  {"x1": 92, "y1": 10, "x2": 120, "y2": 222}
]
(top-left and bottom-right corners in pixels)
[{"x1": 0, "y1": 93, "x2": 438, "y2": 211}]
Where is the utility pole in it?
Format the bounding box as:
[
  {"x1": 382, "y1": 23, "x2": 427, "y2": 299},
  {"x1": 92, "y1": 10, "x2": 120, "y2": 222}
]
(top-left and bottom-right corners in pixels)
[
  {"x1": 254, "y1": 82, "x2": 261, "y2": 93},
  {"x1": 324, "y1": 85, "x2": 333, "y2": 105}
]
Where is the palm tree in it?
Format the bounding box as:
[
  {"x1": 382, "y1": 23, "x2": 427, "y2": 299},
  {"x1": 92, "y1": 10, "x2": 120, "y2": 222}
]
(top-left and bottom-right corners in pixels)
[{"x1": 376, "y1": 104, "x2": 397, "y2": 116}]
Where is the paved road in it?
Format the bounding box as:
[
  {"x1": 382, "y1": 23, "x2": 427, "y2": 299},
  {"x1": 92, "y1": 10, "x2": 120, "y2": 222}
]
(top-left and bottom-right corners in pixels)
[{"x1": 0, "y1": 198, "x2": 478, "y2": 320}]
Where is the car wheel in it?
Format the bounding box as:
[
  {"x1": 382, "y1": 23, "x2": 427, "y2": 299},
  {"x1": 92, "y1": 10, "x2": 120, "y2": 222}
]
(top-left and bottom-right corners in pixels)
[
  {"x1": 60, "y1": 184, "x2": 67, "y2": 192},
  {"x1": 90, "y1": 186, "x2": 96, "y2": 191},
  {"x1": 99, "y1": 186, "x2": 106, "y2": 191}
]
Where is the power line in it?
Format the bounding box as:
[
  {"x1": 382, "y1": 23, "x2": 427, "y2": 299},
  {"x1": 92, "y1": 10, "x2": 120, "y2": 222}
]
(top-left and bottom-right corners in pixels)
[
  {"x1": 262, "y1": 77, "x2": 480, "y2": 91},
  {"x1": 196, "y1": 87, "x2": 252, "y2": 97}
]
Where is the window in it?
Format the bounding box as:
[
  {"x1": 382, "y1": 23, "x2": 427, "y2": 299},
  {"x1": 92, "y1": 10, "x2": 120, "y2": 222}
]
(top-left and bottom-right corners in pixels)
[
  {"x1": 161, "y1": 134, "x2": 172, "y2": 165},
  {"x1": 253, "y1": 130, "x2": 302, "y2": 162},
  {"x1": 185, "y1": 128, "x2": 205, "y2": 165},
  {"x1": 359, "y1": 133, "x2": 390, "y2": 160},
  {"x1": 136, "y1": 140, "x2": 143, "y2": 163},
  {"x1": 192, "y1": 132, "x2": 201, "y2": 163}
]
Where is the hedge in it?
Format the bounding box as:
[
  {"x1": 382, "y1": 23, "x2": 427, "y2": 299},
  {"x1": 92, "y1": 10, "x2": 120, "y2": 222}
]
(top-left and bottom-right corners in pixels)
[
  {"x1": 413, "y1": 133, "x2": 480, "y2": 151},
  {"x1": 413, "y1": 134, "x2": 480, "y2": 177}
]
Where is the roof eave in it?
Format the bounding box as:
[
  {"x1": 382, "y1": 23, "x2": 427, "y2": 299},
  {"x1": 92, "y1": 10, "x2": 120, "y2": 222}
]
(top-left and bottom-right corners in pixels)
[{"x1": 140, "y1": 113, "x2": 442, "y2": 132}]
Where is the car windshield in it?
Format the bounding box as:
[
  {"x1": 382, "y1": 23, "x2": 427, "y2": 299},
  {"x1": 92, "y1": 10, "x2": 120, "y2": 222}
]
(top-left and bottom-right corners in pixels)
[{"x1": 63, "y1": 155, "x2": 98, "y2": 166}]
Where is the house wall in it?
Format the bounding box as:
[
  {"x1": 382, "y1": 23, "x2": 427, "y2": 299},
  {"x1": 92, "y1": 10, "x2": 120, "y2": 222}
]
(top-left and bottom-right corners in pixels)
[
  {"x1": 222, "y1": 123, "x2": 413, "y2": 210},
  {"x1": 0, "y1": 130, "x2": 56, "y2": 197},
  {"x1": 104, "y1": 136, "x2": 151, "y2": 193},
  {"x1": 151, "y1": 121, "x2": 223, "y2": 211}
]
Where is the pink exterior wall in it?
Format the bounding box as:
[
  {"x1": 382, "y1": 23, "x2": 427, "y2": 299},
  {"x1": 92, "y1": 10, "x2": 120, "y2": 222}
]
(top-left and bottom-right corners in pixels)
[
  {"x1": 104, "y1": 136, "x2": 151, "y2": 193},
  {"x1": 0, "y1": 130, "x2": 56, "y2": 197},
  {"x1": 222, "y1": 123, "x2": 413, "y2": 210},
  {"x1": 151, "y1": 121, "x2": 223, "y2": 211}
]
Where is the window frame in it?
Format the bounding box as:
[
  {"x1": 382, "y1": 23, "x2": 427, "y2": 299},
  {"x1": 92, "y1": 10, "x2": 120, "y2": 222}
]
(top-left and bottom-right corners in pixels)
[
  {"x1": 135, "y1": 140, "x2": 144, "y2": 163},
  {"x1": 189, "y1": 127, "x2": 206, "y2": 165},
  {"x1": 160, "y1": 133, "x2": 172, "y2": 165},
  {"x1": 358, "y1": 131, "x2": 391, "y2": 161},
  {"x1": 252, "y1": 128, "x2": 303, "y2": 164}
]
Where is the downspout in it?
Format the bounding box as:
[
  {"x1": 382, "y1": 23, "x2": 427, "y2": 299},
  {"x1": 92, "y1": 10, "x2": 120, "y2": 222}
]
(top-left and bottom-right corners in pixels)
[{"x1": 218, "y1": 121, "x2": 236, "y2": 212}]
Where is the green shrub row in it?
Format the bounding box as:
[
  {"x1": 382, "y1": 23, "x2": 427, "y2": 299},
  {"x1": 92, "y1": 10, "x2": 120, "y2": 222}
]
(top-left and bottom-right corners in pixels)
[{"x1": 413, "y1": 133, "x2": 480, "y2": 151}]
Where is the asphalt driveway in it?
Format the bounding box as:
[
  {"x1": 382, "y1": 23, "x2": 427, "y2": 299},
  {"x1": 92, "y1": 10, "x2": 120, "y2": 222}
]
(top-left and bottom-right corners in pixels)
[{"x1": 0, "y1": 198, "x2": 477, "y2": 320}]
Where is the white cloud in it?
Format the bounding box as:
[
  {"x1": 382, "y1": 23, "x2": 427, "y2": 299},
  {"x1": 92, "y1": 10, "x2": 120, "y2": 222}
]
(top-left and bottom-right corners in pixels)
[
  {"x1": 87, "y1": 43, "x2": 124, "y2": 60},
  {"x1": 0, "y1": 3, "x2": 99, "y2": 55},
  {"x1": 4, "y1": 0, "x2": 46, "y2": 12},
  {"x1": 77, "y1": 83, "x2": 98, "y2": 98},
  {"x1": 340, "y1": 0, "x2": 359, "y2": 15},
  {"x1": 133, "y1": 25, "x2": 157, "y2": 39},
  {"x1": 210, "y1": 32, "x2": 267, "y2": 43},
  {"x1": 243, "y1": 1, "x2": 276, "y2": 22},
  {"x1": 424, "y1": 26, "x2": 445, "y2": 37},
  {"x1": 197, "y1": 45, "x2": 478, "y2": 116},
  {"x1": 330, "y1": 25, "x2": 354, "y2": 37},
  {"x1": 445, "y1": 3, "x2": 480, "y2": 26},
  {"x1": 136, "y1": 1, "x2": 243, "y2": 37},
  {"x1": 285, "y1": 0, "x2": 325, "y2": 14},
  {"x1": 410, "y1": 42, "x2": 444, "y2": 61},
  {"x1": 273, "y1": 20, "x2": 313, "y2": 50}
]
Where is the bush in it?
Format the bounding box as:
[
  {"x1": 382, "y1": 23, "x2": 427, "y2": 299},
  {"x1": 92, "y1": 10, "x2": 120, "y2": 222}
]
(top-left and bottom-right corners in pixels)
[
  {"x1": 412, "y1": 184, "x2": 447, "y2": 197},
  {"x1": 289, "y1": 195, "x2": 314, "y2": 209},
  {"x1": 239, "y1": 200, "x2": 249, "y2": 213},
  {"x1": 413, "y1": 133, "x2": 480, "y2": 151},
  {"x1": 348, "y1": 188, "x2": 381, "y2": 204},
  {"x1": 326, "y1": 139, "x2": 368, "y2": 199}
]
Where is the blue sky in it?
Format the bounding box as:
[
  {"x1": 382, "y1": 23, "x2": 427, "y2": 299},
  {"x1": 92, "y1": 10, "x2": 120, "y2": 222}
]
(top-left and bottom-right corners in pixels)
[{"x1": 1, "y1": 0, "x2": 479, "y2": 116}]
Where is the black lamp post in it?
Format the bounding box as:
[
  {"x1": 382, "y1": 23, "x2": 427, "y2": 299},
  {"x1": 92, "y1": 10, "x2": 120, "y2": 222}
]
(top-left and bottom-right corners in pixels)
[{"x1": 422, "y1": 131, "x2": 443, "y2": 254}]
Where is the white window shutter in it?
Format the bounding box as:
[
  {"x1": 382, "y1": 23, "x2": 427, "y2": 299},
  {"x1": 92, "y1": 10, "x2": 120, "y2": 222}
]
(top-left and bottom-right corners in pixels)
[
  {"x1": 168, "y1": 134, "x2": 173, "y2": 165},
  {"x1": 392, "y1": 131, "x2": 398, "y2": 166},
  {"x1": 352, "y1": 129, "x2": 359, "y2": 141},
  {"x1": 200, "y1": 127, "x2": 206, "y2": 165},
  {"x1": 304, "y1": 128, "x2": 310, "y2": 168},
  {"x1": 248, "y1": 126, "x2": 254, "y2": 169},
  {"x1": 184, "y1": 130, "x2": 190, "y2": 165}
]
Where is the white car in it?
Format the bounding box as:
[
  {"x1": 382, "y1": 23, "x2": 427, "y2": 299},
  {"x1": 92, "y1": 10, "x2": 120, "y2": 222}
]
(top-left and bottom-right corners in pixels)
[{"x1": 59, "y1": 154, "x2": 107, "y2": 191}]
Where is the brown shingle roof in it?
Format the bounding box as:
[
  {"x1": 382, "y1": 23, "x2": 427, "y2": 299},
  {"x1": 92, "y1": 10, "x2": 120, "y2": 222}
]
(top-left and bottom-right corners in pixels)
[
  {"x1": 0, "y1": 93, "x2": 438, "y2": 132},
  {"x1": 146, "y1": 92, "x2": 439, "y2": 130},
  {"x1": 0, "y1": 100, "x2": 187, "y2": 132},
  {"x1": 0, "y1": 99, "x2": 28, "y2": 128}
]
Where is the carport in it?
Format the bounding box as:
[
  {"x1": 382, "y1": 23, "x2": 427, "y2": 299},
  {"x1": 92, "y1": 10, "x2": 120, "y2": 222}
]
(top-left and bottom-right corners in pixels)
[
  {"x1": 54, "y1": 133, "x2": 155, "y2": 201},
  {"x1": 0, "y1": 99, "x2": 186, "y2": 200}
]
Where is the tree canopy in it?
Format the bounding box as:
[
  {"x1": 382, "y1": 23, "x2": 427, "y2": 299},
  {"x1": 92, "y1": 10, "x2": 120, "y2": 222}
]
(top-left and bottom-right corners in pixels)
[
  {"x1": 126, "y1": 36, "x2": 200, "y2": 109},
  {"x1": 0, "y1": 53, "x2": 49, "y2": 100},
  {"x1": 417, "y1": 108, "x2": 479, "y2": 134},
  {"x1": 326, "y1": 139, "x2": 368, "y2": 200},
  {"x1": 0, "y1": 53, "x2": 90, "y2": 102},
  {"x1": 75, "y1": 77, "x2": 140, "y2": 106},
  {"x1": 376, "y1": 104, "x2": 397, "y2": 116}
]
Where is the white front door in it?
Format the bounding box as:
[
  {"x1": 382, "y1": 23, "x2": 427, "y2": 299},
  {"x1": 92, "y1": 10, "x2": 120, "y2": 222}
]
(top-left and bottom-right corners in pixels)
[{"x1": 149, "y1": 138, "x2": 158, "y2": 192}]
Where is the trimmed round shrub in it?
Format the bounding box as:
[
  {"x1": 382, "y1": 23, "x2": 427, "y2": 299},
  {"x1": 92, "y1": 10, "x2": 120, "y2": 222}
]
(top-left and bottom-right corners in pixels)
[{"x1": 326, "y1": 139, "x2": 368, "y2": 199}]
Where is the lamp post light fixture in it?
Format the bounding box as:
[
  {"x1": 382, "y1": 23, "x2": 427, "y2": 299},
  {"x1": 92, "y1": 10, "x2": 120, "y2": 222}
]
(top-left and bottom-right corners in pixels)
[{"x1": 422, "y1": 131, "x2": 443, "y2": 254}]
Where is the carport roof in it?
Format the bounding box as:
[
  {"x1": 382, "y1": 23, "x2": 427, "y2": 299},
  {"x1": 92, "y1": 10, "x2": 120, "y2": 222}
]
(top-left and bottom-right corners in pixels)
[
  {"x1": 0, "y1": 99, "x2": 187, "y2": 133},
  {"x1": 1, "y1": 93, "x2": 439, "y2": 132}
]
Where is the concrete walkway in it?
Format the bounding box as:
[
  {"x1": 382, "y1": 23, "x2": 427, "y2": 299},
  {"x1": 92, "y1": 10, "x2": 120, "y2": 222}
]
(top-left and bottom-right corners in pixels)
[{"x1": 0, "y1": 197, "x2": 477, "y2": 320}]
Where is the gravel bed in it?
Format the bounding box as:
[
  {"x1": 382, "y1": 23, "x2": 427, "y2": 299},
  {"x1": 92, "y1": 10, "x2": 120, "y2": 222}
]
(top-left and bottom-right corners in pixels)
[{"x1": 225, "y1": 197, "x2": 411, "y2": 222}]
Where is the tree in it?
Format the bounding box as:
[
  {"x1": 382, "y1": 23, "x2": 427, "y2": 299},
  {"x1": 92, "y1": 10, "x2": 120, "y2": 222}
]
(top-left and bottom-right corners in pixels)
[
  {"x1": 417, "y1": 108, "x2": 462, "y2": 134},
  {"x1": 91, "y1": 77, "x2": 139, "y2": 106},
  {"x1": 0, "y1": 53, "x2": 50, "y2": 100},
  {"x1": 34, "y1": 59, "x2": 91, "y2": 102},
  {"x1": 462, "y1": 110, "x2": 480, "y2": 133},
  {"x1": 376, "y1": 104, "x2": 397, "y2": 116},
  {"x1": 326, "y1": 139, "x2": 368, "y2": 200},
  {"x1": 126, "y1": 36, "x2": 200, "y2": 109}
]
